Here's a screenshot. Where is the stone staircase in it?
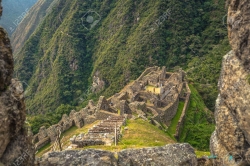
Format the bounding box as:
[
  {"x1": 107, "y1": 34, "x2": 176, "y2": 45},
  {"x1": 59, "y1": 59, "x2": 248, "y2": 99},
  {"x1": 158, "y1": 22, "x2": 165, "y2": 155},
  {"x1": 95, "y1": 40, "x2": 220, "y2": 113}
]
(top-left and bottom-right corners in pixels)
[{"x1": 70, "y1": 116, "x2": 126, "y2": 148}]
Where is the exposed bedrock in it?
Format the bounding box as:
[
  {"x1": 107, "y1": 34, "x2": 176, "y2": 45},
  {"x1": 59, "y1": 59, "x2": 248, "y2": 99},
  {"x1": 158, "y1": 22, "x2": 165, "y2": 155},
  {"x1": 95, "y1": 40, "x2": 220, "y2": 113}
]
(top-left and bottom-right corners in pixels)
[
  {"x1": 36, "y1": 143, "x2": 197, "y2": 166},
  {"x1": 0, "y1": 2, "x2": 34, "y2": 165},
  {"x1": 210, "y1": 0, "x2": 250, "y2": 165}
]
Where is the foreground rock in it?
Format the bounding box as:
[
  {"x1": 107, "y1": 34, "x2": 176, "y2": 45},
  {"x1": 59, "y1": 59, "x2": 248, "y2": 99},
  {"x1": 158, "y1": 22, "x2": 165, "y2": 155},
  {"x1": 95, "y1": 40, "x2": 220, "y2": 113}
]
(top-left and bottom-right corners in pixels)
[
  {"x1": 36, "y1": 149, "x2": 117, "y2": 166},
  {"x1": 36, "y1": 143, "x2": 197, "y2": 166},
  {"x1": 0, "y1": 1, "x2": 34, "y2": 165},
  {"x1": 210, "y1": 0, "x2": 250, "y2": 165},
  {"x1": 118, "y1": 143, "x2": 197, "y2": 166},
  {"x1": 210, "y1": 51, "x2": 250, "y2": 166}
]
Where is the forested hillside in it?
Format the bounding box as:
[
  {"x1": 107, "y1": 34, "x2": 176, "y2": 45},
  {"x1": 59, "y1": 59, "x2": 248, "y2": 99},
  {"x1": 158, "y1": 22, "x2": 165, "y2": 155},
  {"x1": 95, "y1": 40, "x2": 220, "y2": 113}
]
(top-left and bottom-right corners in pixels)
[
  {"x1": 14, "y1": 0, "x2": 229, "y2": 137},
  {"x1": 0, "y1": 0, "x2": 37, "y2": 35}
]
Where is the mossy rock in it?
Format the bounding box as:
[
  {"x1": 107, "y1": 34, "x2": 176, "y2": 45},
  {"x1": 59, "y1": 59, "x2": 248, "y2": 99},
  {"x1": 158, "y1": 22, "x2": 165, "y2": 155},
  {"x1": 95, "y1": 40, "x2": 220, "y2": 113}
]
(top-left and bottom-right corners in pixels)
[{"x1": 247, "y1": 74, "x2": 250, "y2": 84}]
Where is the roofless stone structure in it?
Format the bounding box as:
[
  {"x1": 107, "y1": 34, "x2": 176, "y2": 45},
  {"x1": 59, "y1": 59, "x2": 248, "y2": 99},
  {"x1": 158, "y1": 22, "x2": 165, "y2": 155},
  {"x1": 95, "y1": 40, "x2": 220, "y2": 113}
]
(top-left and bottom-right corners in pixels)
[{"x1": 33, "y1": 66, "x2": 190, "y2": 150}]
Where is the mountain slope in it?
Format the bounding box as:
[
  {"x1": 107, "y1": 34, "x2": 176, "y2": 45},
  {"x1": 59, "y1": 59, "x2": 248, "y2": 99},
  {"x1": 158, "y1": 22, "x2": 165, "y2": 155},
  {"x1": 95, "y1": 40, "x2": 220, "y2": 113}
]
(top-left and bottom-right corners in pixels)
[
  {"x1": 14, "y1": 0, "x2": 229, "y2": 115},
  {"x1": 15, "y1": 0, "x2": 96, "y2": 114},
  {"x1": 0, "y1": 0, "x2": 37, "y2": 35},
  {"x1": 11, "y1": 0, "x2": 60, "y2": 55}
]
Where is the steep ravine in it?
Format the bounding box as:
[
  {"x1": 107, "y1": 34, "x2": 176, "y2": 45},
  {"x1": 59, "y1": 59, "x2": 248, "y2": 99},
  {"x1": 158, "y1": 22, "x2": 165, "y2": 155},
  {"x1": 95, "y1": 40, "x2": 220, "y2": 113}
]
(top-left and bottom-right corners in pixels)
[{"x1": 210, "y1": 0, "x2": 250, "y2": 165}]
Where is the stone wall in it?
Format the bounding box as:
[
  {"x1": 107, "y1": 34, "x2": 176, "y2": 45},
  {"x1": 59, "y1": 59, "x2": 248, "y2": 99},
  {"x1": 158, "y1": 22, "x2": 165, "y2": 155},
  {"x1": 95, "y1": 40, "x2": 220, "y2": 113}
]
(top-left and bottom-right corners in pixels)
[
  {"x1": 46, "y1": 125, "x2": 58, "y2": 142},
  {"x1": 109, "y1": 92, "x2": 128, "y2": 108},
  {"x1": 97, "y1": 96, "x2": 117, "y2": 113},
  {"x1": 136, "y1": 66, "x2": 158, "y2": 81},
  {"x1": 33, "y1": 95, "x2": 123, "y2": 150},
  {"x1": 157, "y1": 75, "x2": 183, "y2": 125},
  {"x1": 33, "y1": 109, "x2": 91, "y2": 150},
  {"x1": 159, "y1": 94, "x2": 180, "y2": 126},
  {"x1": 35, "y1": 137, "x2": 50, "y2": 150},
  {"x1": 35, "y1": 143, "x2": 197, "y2": 166},
  {"x1": 159, "y1": 66, "x2": 166, "y2": 80},
  {"x1": 83, "y1": 115, "x2": 97, "y2": 125},
  {"x1": 58, "y1": 114, "x2": 74, "y2": 132},
  {"x1": 116, "y1": 92, "x2": 128, "y2": 101},
  {"x1": 118, "y1": 100, "x2": 132, "y2": 115},
  {"x1": 70, "y1": 116, "x2": 126, "y2": 148},
  {"x1": 96, "y1": 110, "x2": 119, "y2": 120},
  {"x1": 129, "y1": 102, "x2": 147, "y2": 112},
  {"x1": 148, "y1": 107, "x2": 160, "y2": 122},
  {"x1": 174, "y1": 82, "x2": 191, "y2": 140}
]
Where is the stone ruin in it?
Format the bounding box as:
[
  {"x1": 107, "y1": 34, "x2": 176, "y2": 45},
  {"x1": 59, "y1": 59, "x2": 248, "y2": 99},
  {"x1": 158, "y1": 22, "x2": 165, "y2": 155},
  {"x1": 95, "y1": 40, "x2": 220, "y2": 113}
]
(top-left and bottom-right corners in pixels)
[
  {"x1": 70, "y1": 116, "x2": 126, "y2": 148},
  {"x1": 32, "y1": 98, "x2": 123, "y2": 150},
  {"x1": 33, "y1": 66, "x2": 191, "y2": 150},
  {"x1": 109, "y1": 66, "x2": 189, "y2": 128}
]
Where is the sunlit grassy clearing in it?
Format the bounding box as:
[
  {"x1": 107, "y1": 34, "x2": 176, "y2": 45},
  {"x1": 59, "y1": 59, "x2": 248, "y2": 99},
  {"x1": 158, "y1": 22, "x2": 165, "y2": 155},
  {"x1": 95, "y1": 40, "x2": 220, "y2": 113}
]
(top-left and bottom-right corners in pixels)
[{"x1": 79, "y1": 119, "x2": 175, "y2": 152}]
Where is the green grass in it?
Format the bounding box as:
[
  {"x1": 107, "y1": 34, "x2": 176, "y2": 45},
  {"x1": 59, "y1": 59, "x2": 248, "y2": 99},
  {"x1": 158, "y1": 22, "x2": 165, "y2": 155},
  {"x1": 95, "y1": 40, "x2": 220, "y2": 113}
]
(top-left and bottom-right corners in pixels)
[
  {"x1": 167, "y1": 101, "x2": 185, "y2": 135},
  {"x1": 79, "y1": 119, "x2": 175, "y2": 152},
  {"x1": 180, "y1": 84, "x2": 215, "y2": 151},
  {"x1": 195, "y1": 151, "x2": 210, "y2": 158},
  {"x1": 36, "y1": 143, "x2": 51, "y2": 157},
  {"x1": 247, "y1": 74, "x2": 250, "y2": 85},
  {"x1": 121, "y1": 119, "x2": 175, "y2": 146}
]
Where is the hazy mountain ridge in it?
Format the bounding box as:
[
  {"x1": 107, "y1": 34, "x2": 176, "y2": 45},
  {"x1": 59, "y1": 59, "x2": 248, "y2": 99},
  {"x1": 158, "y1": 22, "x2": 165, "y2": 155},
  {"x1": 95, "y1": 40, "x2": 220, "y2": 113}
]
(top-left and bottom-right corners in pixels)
[
  {"x1": 11, "y1": 0, "x2": 60, "y2": 55},
  {"x1": 0, "y1": 0, "x2": 37, "y2": 35}
]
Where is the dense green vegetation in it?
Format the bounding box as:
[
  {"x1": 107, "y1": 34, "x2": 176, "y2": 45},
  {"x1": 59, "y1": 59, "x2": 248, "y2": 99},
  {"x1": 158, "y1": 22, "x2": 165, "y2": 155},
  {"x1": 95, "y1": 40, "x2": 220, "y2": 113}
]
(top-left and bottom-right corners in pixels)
[
  {"x1": 28, "y1": 104, "x2": 75, "y2": 134},
  {"x1": 15, "y1": 0, "x2": 228, "y2": 147},
  {"x1": 187, "y1": 37, "x2": 230, "y2": 110},
  {"x1": 180, "y1": 84, "x2": 215, "y2": 151},
  {"x1": 167, "y1": 101, "x2": 185, "y2": 135}
]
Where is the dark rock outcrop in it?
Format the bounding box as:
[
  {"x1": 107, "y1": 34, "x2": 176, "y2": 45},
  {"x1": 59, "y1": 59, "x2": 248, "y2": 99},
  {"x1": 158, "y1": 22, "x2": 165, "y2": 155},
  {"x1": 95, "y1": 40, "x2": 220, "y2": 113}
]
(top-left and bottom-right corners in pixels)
[
  {"x1": 36, "y1": 143, "x2": 197, "y2": 166},
  {"x1": 0, "y1": 1, "x2": 34, "y2": 165},
  {"x1": 0, "y1": 27, "x2": 13, "y2": 91},
  {"x1": 210, "y1": 0, "x2": 250, "y2": 165}
]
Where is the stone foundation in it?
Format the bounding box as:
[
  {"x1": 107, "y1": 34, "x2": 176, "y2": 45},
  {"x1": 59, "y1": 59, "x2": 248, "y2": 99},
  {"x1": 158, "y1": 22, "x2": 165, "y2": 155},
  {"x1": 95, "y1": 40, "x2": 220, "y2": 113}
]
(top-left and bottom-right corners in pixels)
[{"x1": 70, "y1": 116, "x2": 126, "y2": 147}]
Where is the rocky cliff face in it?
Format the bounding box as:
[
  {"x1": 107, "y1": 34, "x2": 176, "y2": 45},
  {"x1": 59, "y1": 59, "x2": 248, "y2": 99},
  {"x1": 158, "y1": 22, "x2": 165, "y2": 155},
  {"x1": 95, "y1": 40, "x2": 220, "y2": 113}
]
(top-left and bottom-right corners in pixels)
[
  {"x1": 210, "y1": 0, "x2": 250, "y2": 165},
  {"x1": 0, "y1": 1, "x2": 34, "y2": 165}
]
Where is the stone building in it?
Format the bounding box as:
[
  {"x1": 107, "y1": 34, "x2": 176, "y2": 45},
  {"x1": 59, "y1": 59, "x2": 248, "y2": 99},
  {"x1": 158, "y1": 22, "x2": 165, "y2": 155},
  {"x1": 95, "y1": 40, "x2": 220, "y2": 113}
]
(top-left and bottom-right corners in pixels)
[{"x1": 34, "y1": 66, "x2": 190, "y2": 151}]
